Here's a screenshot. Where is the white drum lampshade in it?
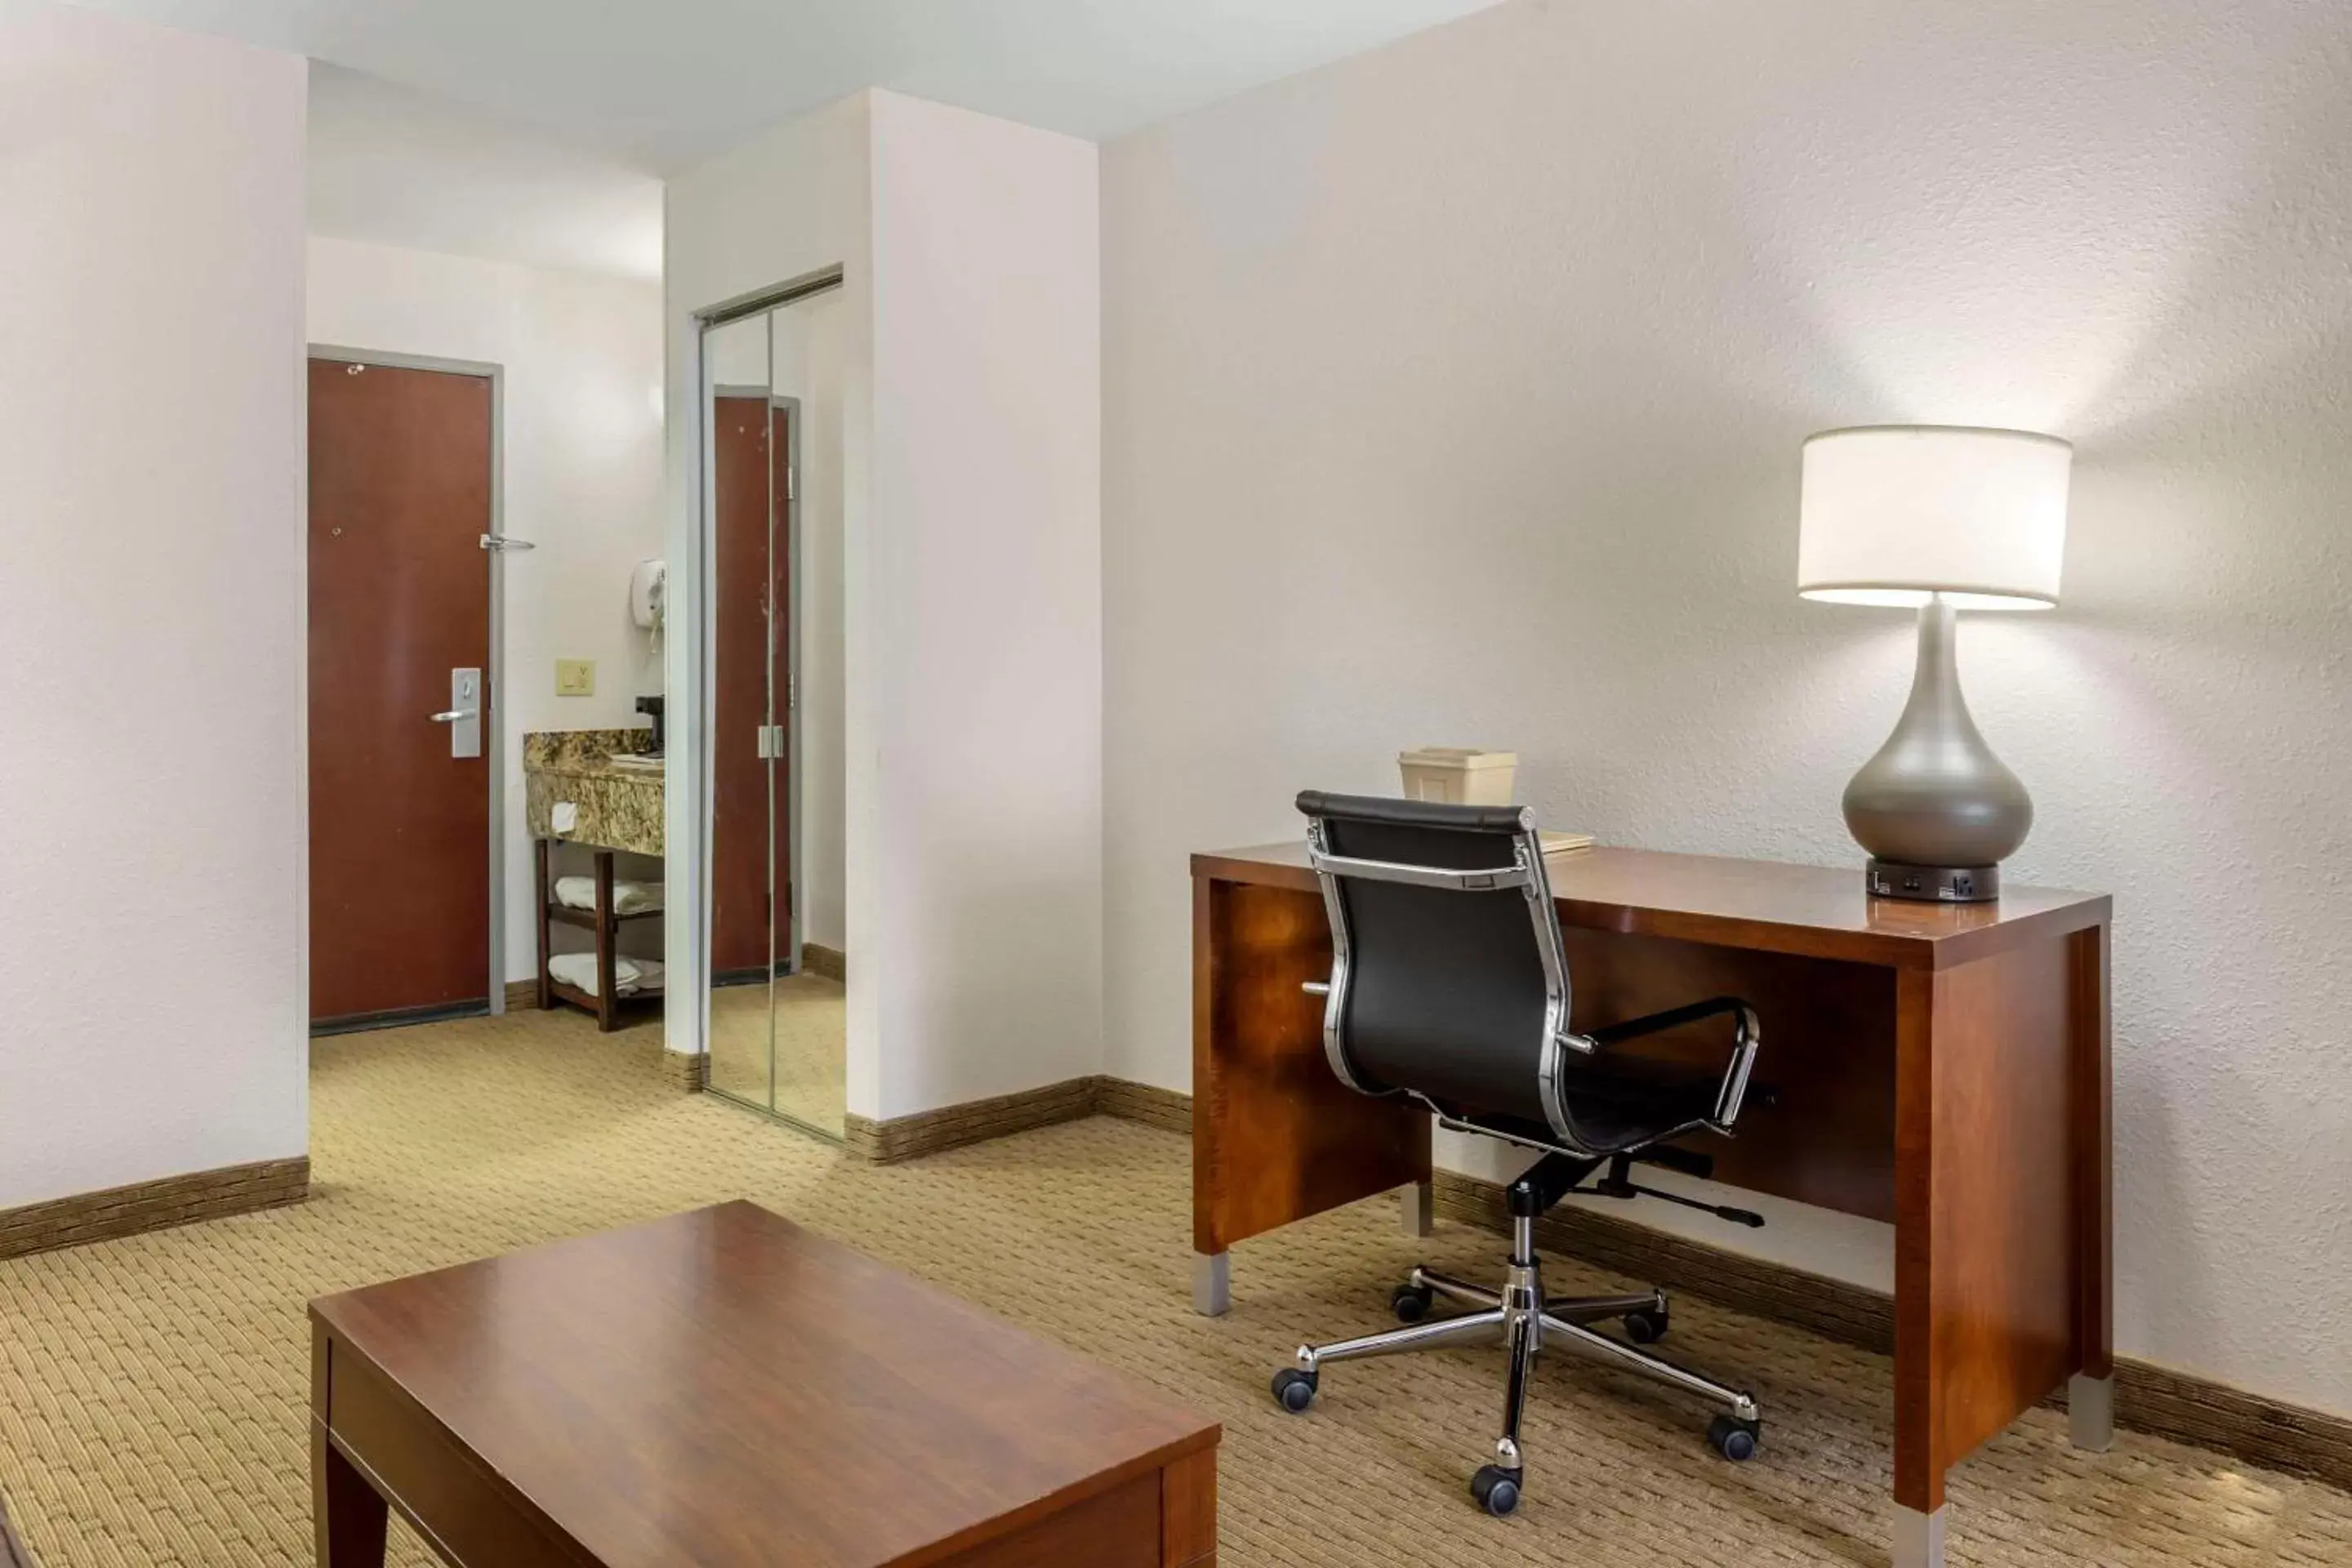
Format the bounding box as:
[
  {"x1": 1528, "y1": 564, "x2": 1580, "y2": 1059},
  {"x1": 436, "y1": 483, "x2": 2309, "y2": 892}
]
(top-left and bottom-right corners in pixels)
[
  {"x1": 1795, "y1": 424, "x2": 2073, "y2": 902},
  {"x1": 1798, "y1": 426, "x2": 2070, "y2": 610}
]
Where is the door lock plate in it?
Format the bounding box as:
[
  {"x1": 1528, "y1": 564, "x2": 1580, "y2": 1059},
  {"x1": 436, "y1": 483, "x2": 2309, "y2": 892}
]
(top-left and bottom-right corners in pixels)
[{"x1": 438, "y1": 668, "x2": 483, "y2": 759}]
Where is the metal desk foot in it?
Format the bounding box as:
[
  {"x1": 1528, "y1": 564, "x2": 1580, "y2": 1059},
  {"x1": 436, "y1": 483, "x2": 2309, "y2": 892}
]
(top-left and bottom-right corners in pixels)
[
  {"x1": 1401, "y1": 1179, "x2": 1433, "y2": 1238},
  {"x1": 1894, "y1": 1504, "x2": 1944, "y2": 1568},
  {"x1": 2070, "y1": 1372, "x2": 2115, "y2": 1451},
  {"x1": 1192, "y1": 1250, "x2": 1230, "y2": 1316}
]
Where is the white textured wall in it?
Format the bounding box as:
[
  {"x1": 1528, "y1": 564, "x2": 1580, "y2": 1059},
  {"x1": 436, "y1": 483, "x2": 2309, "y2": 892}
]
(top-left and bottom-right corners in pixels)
[
  {"x1": 866, "y1": 91, "x2": 1103, "y2": 1117},
  {"x1": 305, "y1": 237, "x2": 667, "y2": 982},
  {"x1": 0, "y1": 4, "x2": 308, "y2": 1205},
  {"x1": 1102, "y1": 0, "x2": 2352, "y2": 1415}
]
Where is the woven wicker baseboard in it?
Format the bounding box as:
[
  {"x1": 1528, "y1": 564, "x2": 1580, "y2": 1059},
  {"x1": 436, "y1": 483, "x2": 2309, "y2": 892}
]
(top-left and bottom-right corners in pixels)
[
  {"x1": 2098, "y1": 1359, "x2": 2352, "y2": 1491},
  {"x1": 1093, "y1": 1076, "x2": 1193, "y2": 1136},
  {"x1": 802, "y1": 943, "x2": 848, "y2": 983},
  {"x1": 503, "y1": 978, "x2": 540, "y2": 1011},
  {"x1": 845, "y1": 1076, "x2": 1102, "y2": 1163},
  {"x1": 0, "y1": 1157, "x2": 310, "y2": 1263},
  {"x1": 844, "y1": 1074, "x2": 1194, "y2": 1163},
  {"x1": 662, "y1": 1049, "x2": 709, "y2": 1092}
]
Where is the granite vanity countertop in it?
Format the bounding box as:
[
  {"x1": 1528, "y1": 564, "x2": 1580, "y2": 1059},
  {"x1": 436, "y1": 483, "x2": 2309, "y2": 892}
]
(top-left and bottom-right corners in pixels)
[
  {"x1": 523, "y1": 727, "x2": 657, "y2": 777},
  {"x1": 524, "y1": 728, "x2": 662, "y2": 856}
]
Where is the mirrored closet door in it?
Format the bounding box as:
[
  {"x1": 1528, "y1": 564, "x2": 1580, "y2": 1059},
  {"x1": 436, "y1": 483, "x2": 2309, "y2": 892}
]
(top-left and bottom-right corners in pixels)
[{"x1": 699, "y1": 280, "x2": 847, "y2": 1139}]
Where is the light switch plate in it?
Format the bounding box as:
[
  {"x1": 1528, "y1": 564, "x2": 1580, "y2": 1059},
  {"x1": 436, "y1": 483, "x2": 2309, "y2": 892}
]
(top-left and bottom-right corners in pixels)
[{"x1": 555, "y1": 658, "x2": 595, "y2": 697}]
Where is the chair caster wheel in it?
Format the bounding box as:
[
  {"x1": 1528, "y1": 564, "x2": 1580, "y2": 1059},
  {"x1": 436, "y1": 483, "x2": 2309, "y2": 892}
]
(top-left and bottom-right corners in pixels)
[
  {"x1": 1469, "y1": 1464, "x2": 1521, "y2": 1517},
  {"x1": 1392, "y1": 1283, "x2": 1436, "y2": 1323},
  {"x1": 1708, "y1": 1414, "x2": 1762, "y2": 1461},
  {"x1": 1623, "y1": 1305, "x2": 1669, "y2": 1344},
  {"x1": 1271, "y1": 1368, "x2": 1318, "y2": 1413}
]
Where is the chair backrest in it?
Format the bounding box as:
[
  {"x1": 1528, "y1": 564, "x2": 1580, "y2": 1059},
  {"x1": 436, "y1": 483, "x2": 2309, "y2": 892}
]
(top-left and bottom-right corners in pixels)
[{"x1": 1296, "y1": 791, "x2": 1569, "y2": 1133}]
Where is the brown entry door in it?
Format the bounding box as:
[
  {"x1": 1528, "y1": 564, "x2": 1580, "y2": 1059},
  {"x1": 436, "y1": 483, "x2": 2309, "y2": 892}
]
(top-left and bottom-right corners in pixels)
[{"x1": 308, "y1": 357, "x2": 493, "y2": 1026}]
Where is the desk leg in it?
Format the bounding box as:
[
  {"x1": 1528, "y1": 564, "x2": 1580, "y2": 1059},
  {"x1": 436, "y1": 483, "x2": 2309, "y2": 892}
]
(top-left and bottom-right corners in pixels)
[
  {"x1": 1402, "y1": 1179, "x2": 1433, "y2": 1238},
  {"x1": 1894, "y1": 939, "x2": 2079, "y2": 1568},
  {"x1": 2069, "y1": 922, "x2": 2115, "y2": 1450},
  {"x1": 1193, "y1": 1251, "x2": 1230, "y2": 1316},
  {"x1": 1191, "y1": 875, "x2": 1431, "y2": 1315}
]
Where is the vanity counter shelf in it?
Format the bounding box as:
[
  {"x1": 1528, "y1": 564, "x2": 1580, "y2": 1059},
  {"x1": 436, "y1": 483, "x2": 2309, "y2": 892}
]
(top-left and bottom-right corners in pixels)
[{"x1": 524, "y1": 728, "x2": 663, "y2": 1031}]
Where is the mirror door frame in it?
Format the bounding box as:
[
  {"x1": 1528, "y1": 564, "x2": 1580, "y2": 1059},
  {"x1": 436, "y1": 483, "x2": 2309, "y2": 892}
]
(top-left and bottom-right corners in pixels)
[{"x1": 681, "y1": 265, "x2": 842, "y2": 1132}]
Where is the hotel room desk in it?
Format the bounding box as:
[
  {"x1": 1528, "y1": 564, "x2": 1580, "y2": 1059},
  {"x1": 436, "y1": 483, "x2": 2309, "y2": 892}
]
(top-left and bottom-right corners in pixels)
[{"x1": 1191, "y1": 840, "x2": 2110, "y2": 1557}]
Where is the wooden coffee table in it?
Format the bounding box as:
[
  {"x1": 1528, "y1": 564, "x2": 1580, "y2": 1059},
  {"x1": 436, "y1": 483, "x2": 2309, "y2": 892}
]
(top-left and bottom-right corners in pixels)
[{"x1": 310, "y1": 1201, "x2": 1218, "y2": 1566}]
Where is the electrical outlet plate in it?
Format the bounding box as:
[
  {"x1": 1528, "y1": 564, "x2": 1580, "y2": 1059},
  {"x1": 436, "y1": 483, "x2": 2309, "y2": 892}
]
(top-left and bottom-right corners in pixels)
[{"x1": 555, "y1": 658, "x2": 595, "y2": 697}]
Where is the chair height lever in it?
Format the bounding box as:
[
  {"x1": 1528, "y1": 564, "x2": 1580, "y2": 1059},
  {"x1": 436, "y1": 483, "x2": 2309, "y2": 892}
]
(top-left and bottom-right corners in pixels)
[{"x1": 1595, "y1": 1156, "x2": 1765, "y2": 1227}]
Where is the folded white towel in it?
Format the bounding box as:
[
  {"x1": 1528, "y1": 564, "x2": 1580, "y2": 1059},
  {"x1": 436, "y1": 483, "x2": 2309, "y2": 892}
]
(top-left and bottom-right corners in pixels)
[
  {"x1": 554, "y1": 875, "x2": 663, "y2": 915},
  {"x1": 548, "y1": 952, "x2": 666, "y2": 997}
]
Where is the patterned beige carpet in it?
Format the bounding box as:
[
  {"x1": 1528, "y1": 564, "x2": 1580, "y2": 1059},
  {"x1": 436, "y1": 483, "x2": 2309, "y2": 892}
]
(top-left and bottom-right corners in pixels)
[{"x1": 1, "y1": 1009, "x2": 2348, "y2": 1566}]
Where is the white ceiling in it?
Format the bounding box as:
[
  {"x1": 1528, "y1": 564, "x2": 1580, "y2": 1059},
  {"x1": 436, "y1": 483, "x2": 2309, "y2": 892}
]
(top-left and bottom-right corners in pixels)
[
  {"x1": 71, "y1": 0, "x2": 1503, "y2": 167},
  {"x1": 307, "y1": 64, "x2": 665, "y2": 279}
]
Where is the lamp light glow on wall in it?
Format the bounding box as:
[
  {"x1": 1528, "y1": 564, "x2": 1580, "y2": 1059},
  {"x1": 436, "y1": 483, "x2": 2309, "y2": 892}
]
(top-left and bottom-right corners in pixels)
[{"x1": 1798, "y1": 425, "x2": 2072, "y2": 902}]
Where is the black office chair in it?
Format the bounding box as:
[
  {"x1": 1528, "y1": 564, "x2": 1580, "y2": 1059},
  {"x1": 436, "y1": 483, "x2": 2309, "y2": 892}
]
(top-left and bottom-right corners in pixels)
[{"x1": 1269, "y1": 791, "x2": 1769, "y2": 1517}]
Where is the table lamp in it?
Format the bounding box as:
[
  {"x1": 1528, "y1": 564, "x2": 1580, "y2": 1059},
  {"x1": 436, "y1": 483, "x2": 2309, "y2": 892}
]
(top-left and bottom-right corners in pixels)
[{"x1": 1797, "y1": 425, "x2": 2071, "y2": 902}]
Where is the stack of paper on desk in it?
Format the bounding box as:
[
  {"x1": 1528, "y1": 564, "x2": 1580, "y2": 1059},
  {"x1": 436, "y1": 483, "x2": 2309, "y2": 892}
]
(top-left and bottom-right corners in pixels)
[{"x1": 1540, "y1": 831, "x2": 1596, "y2": 854}]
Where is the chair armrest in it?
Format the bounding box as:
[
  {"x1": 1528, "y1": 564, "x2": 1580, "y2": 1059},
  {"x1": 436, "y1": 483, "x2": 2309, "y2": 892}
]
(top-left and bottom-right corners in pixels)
[{"x1": 1584, "y1": 996, "x2": 1762, "y2": 1130}]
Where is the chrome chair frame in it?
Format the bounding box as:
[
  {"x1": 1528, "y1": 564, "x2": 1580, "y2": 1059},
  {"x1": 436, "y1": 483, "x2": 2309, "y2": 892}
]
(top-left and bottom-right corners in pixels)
[{"x1": 1283, "y1": 807, "x2": 1766, "y2": 1515}]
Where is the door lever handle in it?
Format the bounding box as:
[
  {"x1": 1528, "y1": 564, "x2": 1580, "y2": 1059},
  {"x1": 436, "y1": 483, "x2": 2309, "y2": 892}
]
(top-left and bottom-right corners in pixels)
[{"x1": 435, "y1": 667, "x2": 483, "y2": 758}]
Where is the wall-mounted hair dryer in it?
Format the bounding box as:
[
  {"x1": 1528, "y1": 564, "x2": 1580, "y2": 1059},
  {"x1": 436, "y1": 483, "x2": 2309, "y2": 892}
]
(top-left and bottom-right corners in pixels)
[{"x1": 630, "y1": 559, "x2": 667, "y2": 633}]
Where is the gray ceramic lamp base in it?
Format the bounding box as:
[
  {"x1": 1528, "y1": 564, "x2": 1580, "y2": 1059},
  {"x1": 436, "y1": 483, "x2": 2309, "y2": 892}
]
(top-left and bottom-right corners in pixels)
[{"x1": 1845, "y1": 597, "x2": 2032, "y2": 902}]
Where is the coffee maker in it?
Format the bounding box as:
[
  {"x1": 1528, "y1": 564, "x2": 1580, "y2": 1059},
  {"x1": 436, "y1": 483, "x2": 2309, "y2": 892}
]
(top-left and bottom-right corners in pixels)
[{"x1": 635, "y1": 695, "x2": 665, "y2": 758}]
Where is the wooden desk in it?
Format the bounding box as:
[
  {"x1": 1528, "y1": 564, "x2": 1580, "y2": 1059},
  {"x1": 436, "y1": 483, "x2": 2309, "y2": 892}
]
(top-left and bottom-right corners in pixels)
[
  {"x1": 313, "y1": 1202, "x2": 1219, "y2": 1568},
  {"x1": 1191, "y1": 841, "x2": 2108, "y2": 1568}
]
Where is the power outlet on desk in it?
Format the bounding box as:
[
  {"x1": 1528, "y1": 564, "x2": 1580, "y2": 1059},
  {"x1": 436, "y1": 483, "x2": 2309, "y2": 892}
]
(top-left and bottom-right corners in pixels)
[{"x1": 1864, "y1": 860, "x2": 1999, "y2": 903}]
